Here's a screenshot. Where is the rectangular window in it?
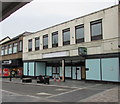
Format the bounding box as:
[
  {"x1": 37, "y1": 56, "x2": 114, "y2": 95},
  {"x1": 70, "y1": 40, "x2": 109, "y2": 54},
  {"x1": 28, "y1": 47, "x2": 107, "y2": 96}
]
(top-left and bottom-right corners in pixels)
[
  {"x1": 1, "y1": 47, "x2": 4, "y2": 56},
  {"x1": 52, "y1": 31, "x2": 58, "y2": 48},
  {"x1": 35, "y1": 37, "x2": 40, "y2": 50},
  {"x1": 63, "y1": 28, "x2": 70, "y2": 45},
  {"x1": 43, "y1": 35, "x2": 48, "y2": 49},
  {"x1": 8, "y1": 44, "x2": 12, "y2": 54},
  {"x1": 90, "y1": 19, "x2": 102, "y2": 41},
  {"x1": 13, "y1": 43, "x2": 18, "y2": 53},
  {"x1": 52, "y1": 67, "x2": 59, "y2": 74},
  {"x1": 75, "y1": 25, "x2": 84, "y2": 43},
  {"x1": 19, "y1": 40, "x2": 23, "y2": 52},
  {"x1": 28, "y1": 39, "x2": 32, "y2": 52},
  {"x1": 4, "y1": 46, "x2": 8, "y2": 55}
]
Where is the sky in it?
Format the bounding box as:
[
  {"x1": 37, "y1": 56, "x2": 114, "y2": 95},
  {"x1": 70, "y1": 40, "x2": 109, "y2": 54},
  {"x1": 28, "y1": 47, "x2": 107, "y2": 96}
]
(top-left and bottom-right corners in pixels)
[{"x1": 0, "y1": 0, "x2": 119, "y2": 40}]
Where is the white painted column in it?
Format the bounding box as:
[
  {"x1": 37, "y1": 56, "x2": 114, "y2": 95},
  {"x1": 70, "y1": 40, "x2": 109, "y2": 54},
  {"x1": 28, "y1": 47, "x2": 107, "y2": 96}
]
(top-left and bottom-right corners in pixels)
[
  {"x1": 32, "y1": 38, "x2": 35, "y2": 51},
  {"x1": 58, "y1": 29, "x2": 63, "y2": 46},
  {"x1": 84, "y1": 22, "x2": 91, "y2": 42},
  {"x1": 49, "y1": 33, "x2": 52, "y2": 48},
  {"x1": 40, "y1": 36, "x2": 43, "y2": 50},
  {"x1": 70, "y1": 26, "x2": 75, "y2": 45}
]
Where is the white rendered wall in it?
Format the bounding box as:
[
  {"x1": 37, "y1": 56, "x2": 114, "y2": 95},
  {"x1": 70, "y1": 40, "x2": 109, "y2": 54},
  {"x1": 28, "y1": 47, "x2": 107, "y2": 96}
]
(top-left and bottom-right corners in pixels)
[{"x1": 23, "y1": 5, "x2": 119, "y2": 61}]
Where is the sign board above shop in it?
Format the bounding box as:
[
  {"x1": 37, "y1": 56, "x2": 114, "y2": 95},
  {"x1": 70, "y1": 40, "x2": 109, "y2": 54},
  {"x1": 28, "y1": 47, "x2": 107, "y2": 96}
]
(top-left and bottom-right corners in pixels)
[
  {"x1": 78, "y1": 47, "x2": 87, "y2": 56},
  {"x1": 42, "y1": 51, "x2": 69, "y2": 58},
  {"x1": 2, "y1": 60, "x2": 12, "y2": 65}
]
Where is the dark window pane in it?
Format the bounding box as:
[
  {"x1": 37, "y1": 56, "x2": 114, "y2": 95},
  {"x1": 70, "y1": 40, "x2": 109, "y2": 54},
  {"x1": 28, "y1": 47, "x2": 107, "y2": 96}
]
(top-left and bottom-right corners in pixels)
[
  {"x1": 52, "y1": 31, "x2": 58, "y2": 48},
  {"x1": 28, "y1": 39, "x2": 32, "y2": 51},
  {"x1": 91, "y1": 23, "x2": 102, "y2": 36},
  {"x1": 1, "y1": 47, "x2": 4, "y2": 56},
  {"x1": 63, "y1": 31, "x2": 70, "y2": 41},
  {"x1": 43, "y1": 35, "x2": 48, "y2": 49},
  {"x1": 5, "y1": 46, "x2": 8, "y2": 55},
  {"x1": 75, "y1": 25, "x2": 84, "y2": 43},
  {"x1": 91, "y1": 35, "x2": 102, "y2": 41},
  {"x1": 8, "y1": 44, "x2": 12, "y2": 54},
  {"x1": 63, "y1": 28, "x2": 70, "y2": 45},
  {"x1": 19, "y1": 41, "x2": 22, "y2": 52},
  {"x1": 13, "y1": 43, "x2": 18, "y2": 53},
  {"x1": 35, "y1": 37, "x2": 39, "y2": 50},
  {"x1": 91, "y1": 19, "x2": 102, "y2": 41}
]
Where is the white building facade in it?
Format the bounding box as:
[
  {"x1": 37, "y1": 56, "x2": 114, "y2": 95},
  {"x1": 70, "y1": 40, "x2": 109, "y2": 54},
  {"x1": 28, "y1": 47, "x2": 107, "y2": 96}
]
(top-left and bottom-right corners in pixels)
[{"x1": 23, "y1": 5, "x2": 120, "y2": 82}]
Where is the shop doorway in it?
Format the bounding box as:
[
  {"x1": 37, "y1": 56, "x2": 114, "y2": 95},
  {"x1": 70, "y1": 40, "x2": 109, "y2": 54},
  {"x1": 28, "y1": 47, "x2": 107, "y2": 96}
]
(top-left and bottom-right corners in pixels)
[
  {"x1": 76, "y1": 67, "x2": 81, "y2": 80},
  {"x1": 72, "y1": 66, "x2": 81, "y2": 80},
  {"x1": 52, "y1": 66, "x2": 60, "y2": 79}
]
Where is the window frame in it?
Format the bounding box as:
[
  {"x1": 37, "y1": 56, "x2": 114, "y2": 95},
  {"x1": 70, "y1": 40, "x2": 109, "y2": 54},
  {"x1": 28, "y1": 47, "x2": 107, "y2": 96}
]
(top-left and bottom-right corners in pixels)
[
  {"x1": 19, "y1": 40, "x2": 23, "y2": 52},
  {"x1": 63, "y1": 28, "x2": 70, "y2": 46},
  {"x1": 75, "y1": 24, "x2": 84, "y2": 43},
  {"x1": 90, "y1": 19, "x2": 103, "y2": 41},
  {"x1": 13, "y1": 43, "x2": 18, "y2": 54},
  {"x1": 4, "y1": 45, "x2": 8, "y2": 55},
  {"x1": 8, "y1": 44, "x2": 12, "y2": 54},
  {"x1": 52, "y1": 31, "x2": 58, "y2": 48},
  {"x1": 35, "y1": 37, "x2": 40, "y2": 51},
  {"x1": 1, "y1": 46, "x2": 5, "y2": 56},
  {"x1": 28, "y1": 39, "x2": 32, "y2": 52},
  {"x1": 43, "y1": 34, "x2": 48, "y2": 49}
]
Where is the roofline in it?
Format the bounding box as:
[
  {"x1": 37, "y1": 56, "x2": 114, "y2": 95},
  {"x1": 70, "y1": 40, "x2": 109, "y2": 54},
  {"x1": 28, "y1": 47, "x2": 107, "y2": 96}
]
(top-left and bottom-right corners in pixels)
[
  {"x1": 0, "y1": 36, "x2": 10, "y2": 42},
  {"x1": 32, "y1": 4, "x2": 118, "y2": 35},
  {"x1": 1, "y1": 31, "x2": 32, "y2": 45}
]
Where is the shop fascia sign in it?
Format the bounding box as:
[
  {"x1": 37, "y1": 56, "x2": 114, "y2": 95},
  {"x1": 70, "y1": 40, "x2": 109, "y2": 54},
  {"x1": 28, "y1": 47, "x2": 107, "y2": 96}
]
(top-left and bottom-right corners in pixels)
[
  {"x1": 2, "y1": 60, "x2": 12, "y2": 65},
  {"x1": 78, "y1": 47, "x2": 87, "y2": 56},
  {"x1": 43, "y1": 51, "x2": 69, "y2": 58}
]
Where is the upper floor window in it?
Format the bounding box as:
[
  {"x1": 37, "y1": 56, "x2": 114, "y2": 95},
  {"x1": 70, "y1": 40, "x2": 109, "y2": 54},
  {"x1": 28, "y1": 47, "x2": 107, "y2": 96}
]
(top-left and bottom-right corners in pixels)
[
  {"x1": 52, "y1": 31, "x2": 58, "y2": 48},
  {"x1": 19, "y1": 40, "x2": 23, "y2": 52},
  {"x1": 8, "y1": 44, "x2": 12, "y2": 54},
  {"x1": 43, "y1": 35, "x2": 48, "y2": 49},
  {"x1": 28, "y1": 39, "x2": 32, "y2": 52},
  {"x1": 75, "y1": 25, "x2": 84, "y2": 43},
  {"x1": 1, "y1": 47, "x2": 4, "y2": 56},
  {"x1": 4, "y1": 46, "x2": 8, "y2": 55},
  {"x1": 63, "y1": 28, "x2": 70, "y2": 46},
  {"x1": 13, "y1": 43, "x2": 18, "y2": 53},
  {"x1": 35, "y1": 37, "x2": 40, "y2": 51},
  {"x1": 90, "y1": 19, "x2": 102, "y2": 41}
]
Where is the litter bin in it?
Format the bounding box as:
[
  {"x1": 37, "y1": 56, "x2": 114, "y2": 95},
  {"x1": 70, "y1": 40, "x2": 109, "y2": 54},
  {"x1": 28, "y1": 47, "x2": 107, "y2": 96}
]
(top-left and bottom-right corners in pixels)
[{"x1": 37, "y1": 75, "x2": 44, "y2": 83}]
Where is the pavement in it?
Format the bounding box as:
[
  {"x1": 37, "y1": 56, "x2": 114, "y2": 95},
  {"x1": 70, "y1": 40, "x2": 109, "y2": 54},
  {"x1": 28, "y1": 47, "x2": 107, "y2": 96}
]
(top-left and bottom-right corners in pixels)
[{"x1": 0, "y1": 78, "x2": 120, "y2": 103}]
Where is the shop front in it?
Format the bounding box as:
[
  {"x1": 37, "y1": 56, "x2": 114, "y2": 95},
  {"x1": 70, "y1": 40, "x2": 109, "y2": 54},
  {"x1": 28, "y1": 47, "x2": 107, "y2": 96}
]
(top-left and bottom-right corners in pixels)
[
  {"x1": 23, "y1": 57, "x2": 86, "y2": 81},
  {"x1": 46, "y1": 60, "x2": 85, "y2": 80},
  {"x1": 1, "y1": 59, "x2": 23, "y2": 77},
  {"x1": 86, "y1": 54, "x2": 120, "y2": 82}
]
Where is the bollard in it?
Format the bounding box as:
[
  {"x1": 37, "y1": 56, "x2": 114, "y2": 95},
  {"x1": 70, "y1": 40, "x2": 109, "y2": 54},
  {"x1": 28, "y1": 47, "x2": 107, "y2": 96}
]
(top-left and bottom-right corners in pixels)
[
  {"x1": 54, "y1": 76, "x2": 56, "y2": 81},
  {"x1": 58, "y1": 76, "x2": 61, "y2": 82}
]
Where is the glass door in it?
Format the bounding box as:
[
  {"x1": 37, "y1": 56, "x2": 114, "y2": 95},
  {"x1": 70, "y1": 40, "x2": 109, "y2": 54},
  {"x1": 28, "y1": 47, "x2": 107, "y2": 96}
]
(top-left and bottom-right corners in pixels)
[
  {"x1": 76, "y1": 67, "x2": 81, "y2": 80},
  {"x1": 52, "y1": 66, "x2": 59, "y2": 78},
  {"x1": 72, "y1": 67, "x2": 76, "y2": 79},
  {"x1": 72, "y1": 66, "x2": 81, "y2": 80}
]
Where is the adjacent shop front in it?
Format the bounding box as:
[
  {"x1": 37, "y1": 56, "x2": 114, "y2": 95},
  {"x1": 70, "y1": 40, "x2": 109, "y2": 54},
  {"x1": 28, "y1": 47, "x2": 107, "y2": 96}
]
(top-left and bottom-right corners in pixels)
[{"x1": 1, "y1": 59, "x2": 23, "y2": 77}]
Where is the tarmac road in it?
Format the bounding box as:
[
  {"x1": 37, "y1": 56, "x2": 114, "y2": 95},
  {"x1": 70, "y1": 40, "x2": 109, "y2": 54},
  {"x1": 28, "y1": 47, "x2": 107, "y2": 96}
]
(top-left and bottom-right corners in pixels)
[{"x1": 1, "y1": 79, "x2": 119, "y2": 103}]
